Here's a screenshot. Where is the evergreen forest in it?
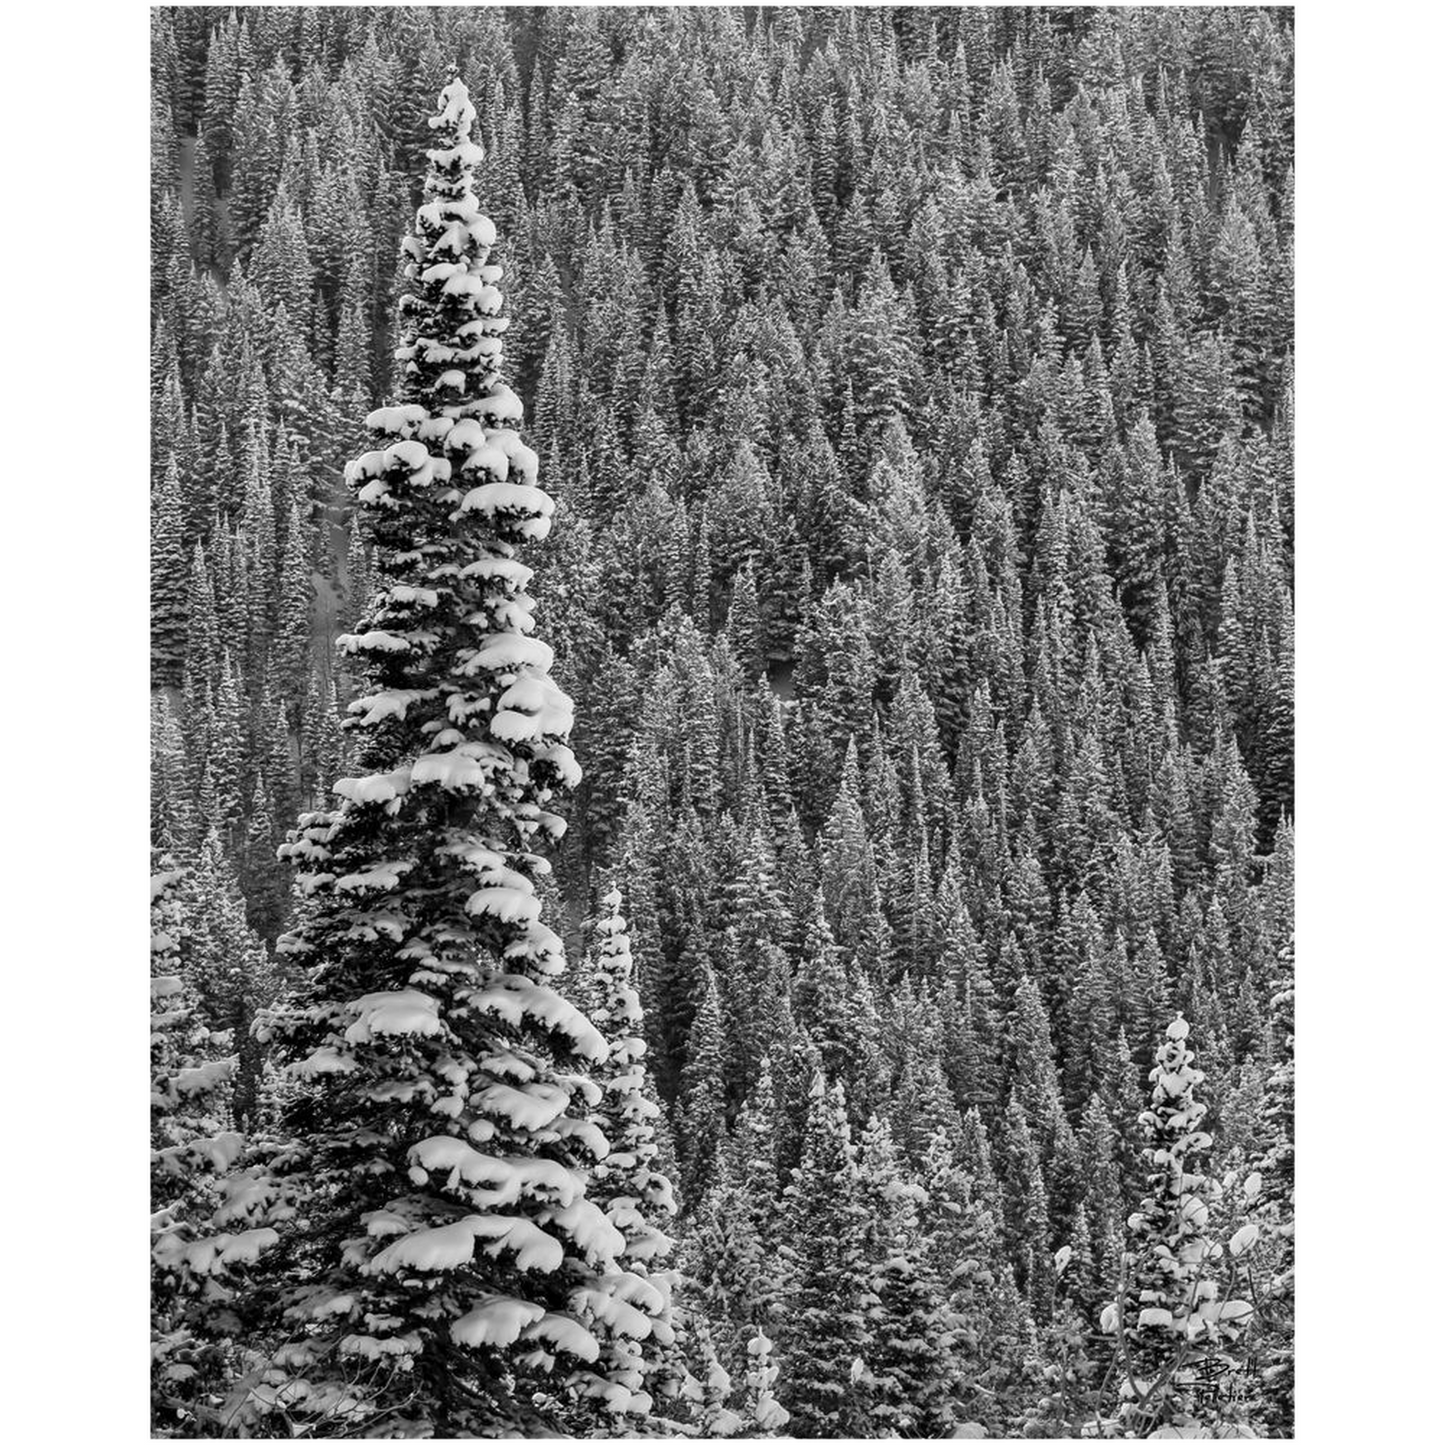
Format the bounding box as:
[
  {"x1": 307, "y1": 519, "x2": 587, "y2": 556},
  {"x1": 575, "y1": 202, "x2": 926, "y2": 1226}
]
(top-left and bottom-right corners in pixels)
[{"x1": 149, "y1": 6, "x2": 1295, "y2": 1437}]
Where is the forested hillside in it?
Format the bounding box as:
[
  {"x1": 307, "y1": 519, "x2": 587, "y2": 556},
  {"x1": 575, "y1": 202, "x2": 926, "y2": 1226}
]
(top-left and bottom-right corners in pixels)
[{"x1": 150, "y1": 6, "x2": 1294, "y2": 1437}]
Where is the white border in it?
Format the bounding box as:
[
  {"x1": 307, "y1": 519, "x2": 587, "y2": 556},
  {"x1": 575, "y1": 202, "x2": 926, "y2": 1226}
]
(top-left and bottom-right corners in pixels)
[{"x1": 10, "y1": 2, "x2": 1437, "y2": 1440}]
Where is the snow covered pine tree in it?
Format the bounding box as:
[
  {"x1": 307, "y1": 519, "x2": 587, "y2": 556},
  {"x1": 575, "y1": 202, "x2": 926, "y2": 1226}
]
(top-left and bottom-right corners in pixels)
[
  {"x1": 1104, "y1": 1015, "x2": 1258, "y2": 1437},
  {"x1": 150, "y1": 855, "x2": 244, "y2": 1432},
  {"x1": 252, "y1": 80, "x2": 665, "y2": 1435},
  {"x1": 570, "y1": 887, "x2": 682, "y2": 1417}
]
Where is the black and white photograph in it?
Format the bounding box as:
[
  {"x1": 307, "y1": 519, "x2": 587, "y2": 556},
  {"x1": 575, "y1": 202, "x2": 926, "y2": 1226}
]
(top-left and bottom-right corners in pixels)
[
  {"x1": 141, "y1": 4, "x2": 1298, "y2": 1437},
  {"x1": 15, "y1": 1, "x2": 1437, "y2": 1438}
]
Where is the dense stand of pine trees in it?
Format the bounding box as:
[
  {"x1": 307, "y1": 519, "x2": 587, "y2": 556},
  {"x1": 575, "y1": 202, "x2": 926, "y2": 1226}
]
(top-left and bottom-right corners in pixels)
[{"x1": 151, "y1": 6, "x2": 1294, "y2": 1438}]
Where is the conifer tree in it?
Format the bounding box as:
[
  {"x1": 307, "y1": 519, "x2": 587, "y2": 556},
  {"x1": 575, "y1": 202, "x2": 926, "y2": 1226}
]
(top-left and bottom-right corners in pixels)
[
  {"x1": 776, "y1": 1075, "x2": 870, "y2": 1438},
  {"x1": 1075, "y1": 1092, "x2": 1125, "y2": 1301},
  {"x1": 573, "y1": 888, "x2": 681, "y2": 1416},
  {"x1": 855, "y1": 1114, "x2": 959, "y2": 1436},
  {"x1": 999, "y1": 1092, "x2": 1055, "y2": 1324},
  {"x1": 150, "y1": 857, "x2": 243, "y2": 1433},
  {"x1": 680, "y1": 1151, "x2": 774, "y2": 1373},
  {"x1": 152, "y1": 456, "x2": 190, "y2": 688},
  {"x1": 740, "y1": 1329, "x2": 791, "y2": 1436},
  {"x1": 677, "y1": 958, "x2": 727, "y2": 1204},
  {"x1": 256, "y1": 81, "x2": 643, "y2": 1435},
  {"x1": 272, "y1": 500, "x2": 313, "y2": 714},
  {"x1": 1252, "y1": 934, "x2": 1295, "y2": 1433},
  {"x1": 1105, "y1": 1015, "x2": 1256, "y2": 1436}
]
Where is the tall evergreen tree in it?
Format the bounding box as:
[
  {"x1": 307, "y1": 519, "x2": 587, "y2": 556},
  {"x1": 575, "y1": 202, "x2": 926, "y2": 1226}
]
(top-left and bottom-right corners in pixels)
[
  {"x1": 855, "y1": 1114, "x2": 959, "y2": 1436},
  {"x1": 573, "y1": 887, "x2": 681, "y2": 1417},
  {"x1": 255, "y1": 82, "x2": 646, "y2": 1435},
  {"x1": 776, "y1": 1075, "x2": 870, "y2": 1438},
  {"x1": 1105, "y1": 1015, "x2": 1257, "y2": 1436},
  {"x1": 152, "y1": 456, "x2": 190, "y2": 688}
]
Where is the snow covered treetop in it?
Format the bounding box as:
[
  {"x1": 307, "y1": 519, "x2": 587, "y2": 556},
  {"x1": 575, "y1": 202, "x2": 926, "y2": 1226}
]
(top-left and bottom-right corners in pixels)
[
  {"x1": 424, "y1": 78, "x2": 486, "y2": 179},
  {"x1": 394, "y1": 79, "x2": 511, "y2": 417},
  {"x1": 1142, "y1": 1012, "x2": 1211, "y2": 1169},
  {"x1": 430, "y1": 77, "x2": 480, "y2": 146}
]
